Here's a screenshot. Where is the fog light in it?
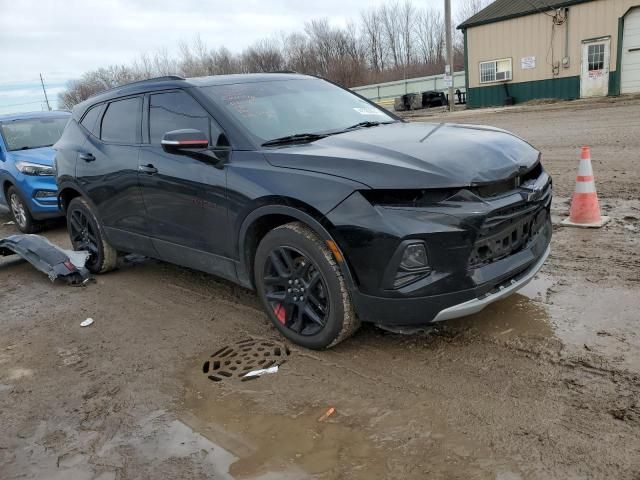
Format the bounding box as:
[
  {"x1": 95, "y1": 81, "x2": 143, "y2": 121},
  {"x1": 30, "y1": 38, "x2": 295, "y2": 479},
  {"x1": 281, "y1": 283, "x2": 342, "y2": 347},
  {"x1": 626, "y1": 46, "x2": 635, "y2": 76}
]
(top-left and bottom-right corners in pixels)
[
  {"x1": 400, "y1": 243, "x2": 428, "y2": 270},
  {"x1": 34, "y1": 190, "x2": 57, "y2": 198}
]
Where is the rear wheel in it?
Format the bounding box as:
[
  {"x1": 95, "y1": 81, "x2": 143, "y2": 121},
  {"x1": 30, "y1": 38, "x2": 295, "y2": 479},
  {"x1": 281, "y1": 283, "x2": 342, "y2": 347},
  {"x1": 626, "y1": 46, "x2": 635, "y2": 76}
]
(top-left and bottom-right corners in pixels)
[
  {"x1": 254, "y1": 222, "x2": 359, "y2": 349},
  {"x1": 8, "y1": 186, "x2": 40, "y2": 234},
  {"x1": 66, "y1": 197, "x2": 117, "y2": 273}
]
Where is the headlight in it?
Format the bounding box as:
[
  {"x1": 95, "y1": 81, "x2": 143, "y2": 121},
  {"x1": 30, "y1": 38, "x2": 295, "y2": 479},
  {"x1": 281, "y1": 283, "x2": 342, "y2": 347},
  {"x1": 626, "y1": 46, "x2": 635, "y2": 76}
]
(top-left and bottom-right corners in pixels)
[{"x1": 15, "y1": 161, "x2": 55, "y2": 176}]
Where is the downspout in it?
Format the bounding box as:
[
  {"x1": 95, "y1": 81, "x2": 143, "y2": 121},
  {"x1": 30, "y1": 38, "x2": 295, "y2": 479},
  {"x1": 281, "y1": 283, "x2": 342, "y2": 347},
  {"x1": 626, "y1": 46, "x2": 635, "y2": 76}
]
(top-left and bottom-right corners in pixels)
[{"x1": 463, "y1": 28, "x2": 470, "y2": 105}]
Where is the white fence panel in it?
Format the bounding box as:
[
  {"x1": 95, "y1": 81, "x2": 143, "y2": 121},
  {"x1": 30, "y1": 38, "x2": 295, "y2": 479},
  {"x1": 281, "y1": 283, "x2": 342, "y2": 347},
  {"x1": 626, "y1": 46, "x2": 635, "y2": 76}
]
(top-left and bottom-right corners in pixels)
[{"x1": 352, "y1": 71, "x2": 466, "y2": 101}]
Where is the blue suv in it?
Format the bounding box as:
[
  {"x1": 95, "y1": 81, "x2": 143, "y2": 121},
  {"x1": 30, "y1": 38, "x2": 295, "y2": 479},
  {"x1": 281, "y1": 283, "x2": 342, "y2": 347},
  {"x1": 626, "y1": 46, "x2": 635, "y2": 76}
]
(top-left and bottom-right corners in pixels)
[{"x1": 0, "y1": 111, "x2": 70, "y2": 232}]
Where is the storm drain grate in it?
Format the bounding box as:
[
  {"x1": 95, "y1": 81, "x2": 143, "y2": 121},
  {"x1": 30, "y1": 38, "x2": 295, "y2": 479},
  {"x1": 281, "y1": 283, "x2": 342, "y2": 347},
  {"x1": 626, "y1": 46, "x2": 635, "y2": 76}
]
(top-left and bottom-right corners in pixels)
[{"x1": 202, "y1": 338, "x2": 290, "y2": 382}]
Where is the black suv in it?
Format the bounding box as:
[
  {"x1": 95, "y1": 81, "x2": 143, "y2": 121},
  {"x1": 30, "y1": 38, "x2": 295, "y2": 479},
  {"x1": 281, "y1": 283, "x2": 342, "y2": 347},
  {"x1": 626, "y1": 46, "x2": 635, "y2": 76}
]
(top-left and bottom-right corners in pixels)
[{"x1": 55, "y1": 73, "x2": 551, "y2": 349}]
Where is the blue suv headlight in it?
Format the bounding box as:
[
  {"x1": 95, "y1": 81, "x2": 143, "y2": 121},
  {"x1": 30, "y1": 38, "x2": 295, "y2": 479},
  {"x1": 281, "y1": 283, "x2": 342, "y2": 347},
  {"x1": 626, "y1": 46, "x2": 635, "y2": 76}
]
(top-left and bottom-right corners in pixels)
[{"x1": 15, "y1": 161, "x2": 55, "y2": 176}]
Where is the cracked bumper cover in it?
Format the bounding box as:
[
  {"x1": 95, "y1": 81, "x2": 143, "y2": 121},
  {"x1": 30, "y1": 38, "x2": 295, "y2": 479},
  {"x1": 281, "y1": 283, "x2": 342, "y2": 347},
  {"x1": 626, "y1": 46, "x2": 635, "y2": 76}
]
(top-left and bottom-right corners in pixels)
[
  {"x1": 330, "y1": 184, "x2": 553, "y2": 327},
  {"x1": 432, "y1": 244, "x2": 550, "y2": 322},
  {"x1": 0, "y1": 234, "x2": 91, "y2": 284},
  {"x1": 349, "y1": 233, "x2": 550, "y2": 327}
]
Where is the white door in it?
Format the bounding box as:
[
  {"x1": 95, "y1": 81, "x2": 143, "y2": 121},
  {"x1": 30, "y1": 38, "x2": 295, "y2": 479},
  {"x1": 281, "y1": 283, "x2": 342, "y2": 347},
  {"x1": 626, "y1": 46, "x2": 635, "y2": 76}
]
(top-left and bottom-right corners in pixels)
[
  {"x1": 580, "y1": 38, "x2": 610, "y2": 98},
  {"x1": 621, "y1": 8, "x2": 640, "y2": 93}
]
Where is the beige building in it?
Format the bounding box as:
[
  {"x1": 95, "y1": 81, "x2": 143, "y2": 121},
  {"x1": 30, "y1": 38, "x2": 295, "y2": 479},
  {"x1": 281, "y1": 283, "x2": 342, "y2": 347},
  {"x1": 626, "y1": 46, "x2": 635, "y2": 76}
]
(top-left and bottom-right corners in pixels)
[{"x1": 459, "y1": 0, "x2": 640, "y2": 107}]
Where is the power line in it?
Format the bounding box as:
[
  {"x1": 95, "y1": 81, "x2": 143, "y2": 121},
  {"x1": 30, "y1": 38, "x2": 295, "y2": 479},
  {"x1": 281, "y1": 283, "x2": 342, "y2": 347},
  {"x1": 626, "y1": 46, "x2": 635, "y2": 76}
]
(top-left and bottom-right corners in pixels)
[{"x1": 0, "y1": 100, "x2": 46, "y2": 108}]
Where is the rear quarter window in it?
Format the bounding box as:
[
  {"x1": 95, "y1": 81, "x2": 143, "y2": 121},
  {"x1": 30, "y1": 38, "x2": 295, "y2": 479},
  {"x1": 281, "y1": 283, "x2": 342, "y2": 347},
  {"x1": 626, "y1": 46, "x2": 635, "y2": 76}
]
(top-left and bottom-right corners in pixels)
[
  {"x1": 100, "y1": 97, "x2": 141, "y2": 144},
  {"x1": 80, "y1": 104, "x2": 103, "y2": 137}
]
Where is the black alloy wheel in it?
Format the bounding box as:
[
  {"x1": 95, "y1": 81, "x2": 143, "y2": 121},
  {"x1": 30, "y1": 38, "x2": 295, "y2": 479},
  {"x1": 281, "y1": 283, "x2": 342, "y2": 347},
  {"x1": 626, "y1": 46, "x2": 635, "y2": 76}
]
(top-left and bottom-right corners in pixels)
[
  {"x1": 263, "y1": 246, "x2": 329, "y2": 336},
  {"x1": 69, "y1": 208, "x2": 99, "y2": 261},
  {"x1": 254, "y1": 222, "x2": 360, "y2": 349},
  {"x1": 66, "y1": 197, "x2": 118, "y2": 273}
]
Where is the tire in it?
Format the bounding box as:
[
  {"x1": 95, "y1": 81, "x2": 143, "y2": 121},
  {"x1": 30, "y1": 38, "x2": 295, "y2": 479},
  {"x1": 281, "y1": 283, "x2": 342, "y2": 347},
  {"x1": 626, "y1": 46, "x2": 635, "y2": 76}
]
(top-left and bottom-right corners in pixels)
[
  {"x1": 66, "y1": 197, "x2": 117, "y2": 273},
  {"x1": 7, "y1": 186, "x2": 40, "y2": 234},
  {"x1": 254, "y1": 222, "x2": 360, "y2": 349}
]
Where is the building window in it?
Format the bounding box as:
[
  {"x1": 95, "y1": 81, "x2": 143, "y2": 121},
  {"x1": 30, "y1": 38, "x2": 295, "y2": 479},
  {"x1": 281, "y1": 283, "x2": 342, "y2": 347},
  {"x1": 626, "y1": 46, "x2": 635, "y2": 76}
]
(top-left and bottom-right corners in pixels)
[
  {"x1": 587, "y1": 44, "x2": 605, "y2": 71},
  {"x1": 479, "y1": 58, "x2": 513, "y2": 83}
]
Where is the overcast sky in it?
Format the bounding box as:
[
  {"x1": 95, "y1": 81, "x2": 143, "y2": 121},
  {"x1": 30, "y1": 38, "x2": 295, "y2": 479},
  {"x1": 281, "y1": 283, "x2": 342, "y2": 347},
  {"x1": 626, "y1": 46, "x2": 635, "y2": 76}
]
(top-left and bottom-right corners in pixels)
[{"x1": 0, "y1": 0, "x2": 444, "y2": 113}]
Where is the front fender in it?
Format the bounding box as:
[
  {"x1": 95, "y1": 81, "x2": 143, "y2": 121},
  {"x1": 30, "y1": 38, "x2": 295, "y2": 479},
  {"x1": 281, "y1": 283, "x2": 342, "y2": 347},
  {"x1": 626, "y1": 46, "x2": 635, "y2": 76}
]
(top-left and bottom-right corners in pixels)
[
  {"x1": 236, "y1": 204, "x2": 357, "y2": 292},
  {"x1": 0, "y1": 171, "x2": 16, "y2": 205}
]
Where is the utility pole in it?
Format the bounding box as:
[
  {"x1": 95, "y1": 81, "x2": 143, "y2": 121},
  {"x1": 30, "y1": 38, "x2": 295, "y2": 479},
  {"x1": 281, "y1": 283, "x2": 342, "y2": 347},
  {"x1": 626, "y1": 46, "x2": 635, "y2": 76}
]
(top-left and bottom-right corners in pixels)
[
  {"x1": 39, "y1": 73, "x2": 51, "y2": 111},
  {"x1": 444, "y1": 0, "x2": 454, "y2": 112}
]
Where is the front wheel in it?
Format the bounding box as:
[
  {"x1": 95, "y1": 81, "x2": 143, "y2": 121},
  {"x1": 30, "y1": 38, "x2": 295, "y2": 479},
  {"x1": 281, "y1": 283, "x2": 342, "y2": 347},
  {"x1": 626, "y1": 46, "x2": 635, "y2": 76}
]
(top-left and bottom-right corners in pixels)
[
  {"x1": 254, "y1": 222, "x2": 359, "y2": 349},
  {"x1": 66, "y1": 197, "x2": 118, "y2": 273},
  {"x1": 8, "y1": 186, "x2": 40, "y2": 234}
]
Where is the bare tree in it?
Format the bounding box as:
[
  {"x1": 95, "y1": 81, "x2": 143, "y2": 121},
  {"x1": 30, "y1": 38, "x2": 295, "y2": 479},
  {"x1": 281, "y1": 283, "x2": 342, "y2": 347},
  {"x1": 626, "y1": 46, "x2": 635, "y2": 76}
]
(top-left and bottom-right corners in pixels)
[
  {"x1": 416, "y1": 8, "x2": 444, "y2": 66},
  {"x1": 241, "y1": 38, "x2": 285, "y2": 73},
  {"x1": 398, "y1": 1, "x2": 417, "y2": 69},
  {"x1": 59, "y1": 0, "x2": 492, "y2": 108},
  {"x1": 456, "y1": 0, "x2": 492, "y2": 26},
  {"x1": 360, "y1": 8, "x2": 386, "y2": 72}
]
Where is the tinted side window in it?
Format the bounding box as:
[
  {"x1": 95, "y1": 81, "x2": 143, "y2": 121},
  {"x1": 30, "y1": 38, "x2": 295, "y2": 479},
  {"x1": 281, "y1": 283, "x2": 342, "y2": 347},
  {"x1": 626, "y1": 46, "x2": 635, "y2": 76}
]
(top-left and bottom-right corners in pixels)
[
  {"x1": 149, "y1": 91, "x2": 217, "y2": 145},
  {"x1": 80, "y1": 105, "x2": 102, "y2": 136},
  {"x1": 101, "y1": 97, "x2": 141, "y2": 144}
]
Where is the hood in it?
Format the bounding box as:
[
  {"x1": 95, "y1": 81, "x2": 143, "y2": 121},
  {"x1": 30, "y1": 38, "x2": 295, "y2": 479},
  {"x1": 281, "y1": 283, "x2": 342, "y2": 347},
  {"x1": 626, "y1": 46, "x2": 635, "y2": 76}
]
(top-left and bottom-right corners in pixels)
[
  {"x1": 6, "y1": 146, "x2": 56, "y2": 167},
  {"x1": 263, "y1": 122, "x2": 540, "y2": 189}
]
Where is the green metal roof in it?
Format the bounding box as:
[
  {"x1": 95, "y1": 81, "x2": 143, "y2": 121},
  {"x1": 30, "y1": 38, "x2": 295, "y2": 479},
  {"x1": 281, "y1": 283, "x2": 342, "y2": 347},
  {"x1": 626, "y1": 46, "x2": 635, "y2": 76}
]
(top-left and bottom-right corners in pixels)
[{"x1": 458, "y1": 0, "x2": 595, "y2": 29}]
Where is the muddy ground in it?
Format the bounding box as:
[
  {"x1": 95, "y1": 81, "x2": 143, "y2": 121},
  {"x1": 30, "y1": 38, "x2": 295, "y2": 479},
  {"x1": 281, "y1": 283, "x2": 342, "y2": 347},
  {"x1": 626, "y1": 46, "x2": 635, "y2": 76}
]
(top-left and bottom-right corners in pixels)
[{"x1": 1, "y1": 97, "x2": 639, "y2": 480}]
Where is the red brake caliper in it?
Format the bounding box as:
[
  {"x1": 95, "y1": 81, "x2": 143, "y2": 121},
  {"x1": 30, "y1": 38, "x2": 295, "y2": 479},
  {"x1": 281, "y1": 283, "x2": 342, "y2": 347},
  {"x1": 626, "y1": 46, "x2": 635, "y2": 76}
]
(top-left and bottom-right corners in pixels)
[{"x1": 274, "y1": 304, "x2": 286, "y2": 325}]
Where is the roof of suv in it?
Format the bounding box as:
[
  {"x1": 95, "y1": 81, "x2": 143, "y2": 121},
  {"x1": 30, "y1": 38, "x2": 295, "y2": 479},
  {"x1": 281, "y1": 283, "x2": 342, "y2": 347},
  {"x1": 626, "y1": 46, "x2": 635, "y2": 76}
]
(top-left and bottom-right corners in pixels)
[
  {"x1": 72, "y1": 73, "x2": 313, "y2": 118},
  {"x1": 0, "y1": 110, "x2": 71, "y2": 123}
]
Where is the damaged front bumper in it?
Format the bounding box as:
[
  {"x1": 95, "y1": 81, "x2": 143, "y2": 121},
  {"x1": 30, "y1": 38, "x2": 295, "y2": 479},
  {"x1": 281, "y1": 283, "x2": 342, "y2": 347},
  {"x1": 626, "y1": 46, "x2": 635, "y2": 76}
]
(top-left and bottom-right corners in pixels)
[
  {"x1": 0, "y1": 234, "x2": 91, "y2": 284},
  {"x1": 432, "y1": 244, "x2": 550, "y2": 322},
  {"x1": 327, "y1": 166, "x2": 552, "y2": 327}
]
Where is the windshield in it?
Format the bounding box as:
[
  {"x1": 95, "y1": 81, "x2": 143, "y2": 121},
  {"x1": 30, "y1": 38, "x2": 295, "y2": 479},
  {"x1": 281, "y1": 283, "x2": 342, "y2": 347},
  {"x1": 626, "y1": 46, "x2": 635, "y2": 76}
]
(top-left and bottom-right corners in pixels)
[
  {"x1": 0, "y1": 117, "x2": 69, "y2": 151},
  {"x1": 199, "y1": 79, "x2": 395, "y2": 144}
]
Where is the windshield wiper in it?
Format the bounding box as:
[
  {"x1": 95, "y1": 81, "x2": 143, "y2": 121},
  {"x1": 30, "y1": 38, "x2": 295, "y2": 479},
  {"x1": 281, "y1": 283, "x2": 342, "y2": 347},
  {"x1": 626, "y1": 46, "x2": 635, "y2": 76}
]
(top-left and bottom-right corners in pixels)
[
  {"x1": 333, "y1": 120, "x2": 395, "y2": 134},
  {"x1": 262, "y1": 133, "x2": 328, "y2": 147}
]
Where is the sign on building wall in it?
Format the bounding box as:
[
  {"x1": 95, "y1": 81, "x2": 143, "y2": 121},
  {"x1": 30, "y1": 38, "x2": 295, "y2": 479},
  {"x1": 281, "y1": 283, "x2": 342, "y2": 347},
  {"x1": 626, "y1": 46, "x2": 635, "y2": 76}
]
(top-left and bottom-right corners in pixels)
[{"x1": 521, "y1": 56, "x2": 536, "y2": 70}]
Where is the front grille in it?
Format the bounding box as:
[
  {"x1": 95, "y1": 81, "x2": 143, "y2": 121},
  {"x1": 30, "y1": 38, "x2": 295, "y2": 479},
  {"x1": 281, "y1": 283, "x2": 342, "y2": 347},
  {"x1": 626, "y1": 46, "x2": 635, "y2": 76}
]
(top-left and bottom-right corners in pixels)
[{"x1": 468, "y1": 207, "x2": 548, "y2": 268}]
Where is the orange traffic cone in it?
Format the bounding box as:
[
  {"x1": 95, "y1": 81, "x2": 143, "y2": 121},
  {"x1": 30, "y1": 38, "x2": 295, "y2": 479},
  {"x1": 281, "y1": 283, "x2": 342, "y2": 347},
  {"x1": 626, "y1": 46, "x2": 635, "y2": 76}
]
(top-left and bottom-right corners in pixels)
[{"x1": 562, "y1": 146, "x2": 610, "y2": 228}]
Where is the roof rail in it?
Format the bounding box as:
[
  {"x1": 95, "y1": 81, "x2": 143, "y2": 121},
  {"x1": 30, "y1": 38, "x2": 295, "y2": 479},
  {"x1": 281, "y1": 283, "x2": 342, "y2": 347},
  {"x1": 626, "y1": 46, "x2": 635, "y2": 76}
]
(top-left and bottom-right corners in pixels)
[
  {"x1": 115, "y1": 75, "x2": 185, "y2": 89},
  {"x1": 268, "y1": 70, "x2": 299, "y2": 74},
  {"x1": 78, "y1": 75, "x2": 187, "y2": 105}
]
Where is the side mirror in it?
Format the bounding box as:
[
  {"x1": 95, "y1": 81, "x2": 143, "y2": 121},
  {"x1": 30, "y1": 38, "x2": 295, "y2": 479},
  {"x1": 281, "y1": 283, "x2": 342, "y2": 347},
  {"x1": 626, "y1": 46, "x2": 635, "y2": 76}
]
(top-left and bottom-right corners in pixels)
[{"x1": 161, "y1": 129, "x2": 209, "y2": 154}]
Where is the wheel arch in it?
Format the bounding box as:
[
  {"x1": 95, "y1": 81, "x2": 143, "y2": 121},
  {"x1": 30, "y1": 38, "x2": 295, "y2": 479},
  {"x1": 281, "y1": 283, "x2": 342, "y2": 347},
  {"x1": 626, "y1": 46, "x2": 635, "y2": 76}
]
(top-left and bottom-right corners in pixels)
[
  {"x1": 0, "y1": 172, "x2": 16, "y2": 203},
  {"x1": 237, "y1": 203, "x2": 356, "y2": 292},
  {"x1": 57, "y1": 181, "x2": 95, "y2": 214}
]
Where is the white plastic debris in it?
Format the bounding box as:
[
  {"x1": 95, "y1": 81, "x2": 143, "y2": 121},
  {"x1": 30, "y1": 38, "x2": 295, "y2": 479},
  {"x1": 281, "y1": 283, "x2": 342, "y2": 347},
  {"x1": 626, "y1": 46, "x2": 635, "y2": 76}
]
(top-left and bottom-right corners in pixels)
[
  {"x1": 243, "y1": 365, "x2": 279, "y2": 378},
  {"x1": 65, "y1": 249, "x2": 91, "y2": 269},
  {"x1": 3, "y1": 221, "x2": 15, "y2": 225},
  {"x1": 80, "y1": 318, "x2": 94, "y2": 327}
]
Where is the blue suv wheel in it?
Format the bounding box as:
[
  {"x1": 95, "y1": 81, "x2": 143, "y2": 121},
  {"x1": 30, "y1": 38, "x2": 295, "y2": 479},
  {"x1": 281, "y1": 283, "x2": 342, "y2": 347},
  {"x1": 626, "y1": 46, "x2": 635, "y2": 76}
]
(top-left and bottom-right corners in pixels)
[{"x1": 7, "y1": 186, "x2": 39, "y2": 233}]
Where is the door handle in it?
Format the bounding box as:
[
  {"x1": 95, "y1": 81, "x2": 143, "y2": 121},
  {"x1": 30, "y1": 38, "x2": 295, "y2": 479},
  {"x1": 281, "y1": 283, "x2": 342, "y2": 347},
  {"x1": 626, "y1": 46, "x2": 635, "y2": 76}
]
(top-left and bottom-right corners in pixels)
[
  {"x1": 79, "y1": 153, "x2": 95, "y2": 162},
  {"x1": 138, "y1": 164, "x2": 158, "y2": 175}
]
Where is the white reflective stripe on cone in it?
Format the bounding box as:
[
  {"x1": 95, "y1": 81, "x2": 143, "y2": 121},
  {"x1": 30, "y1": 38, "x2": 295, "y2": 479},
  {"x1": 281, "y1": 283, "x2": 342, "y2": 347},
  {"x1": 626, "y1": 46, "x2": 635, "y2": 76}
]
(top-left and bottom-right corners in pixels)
[
  {"x1": 575, "y1": 180, "x2": 597, "y2": 193},
  {"x1": 578, "y1": 159, "x2": 594, "y2": 176}
]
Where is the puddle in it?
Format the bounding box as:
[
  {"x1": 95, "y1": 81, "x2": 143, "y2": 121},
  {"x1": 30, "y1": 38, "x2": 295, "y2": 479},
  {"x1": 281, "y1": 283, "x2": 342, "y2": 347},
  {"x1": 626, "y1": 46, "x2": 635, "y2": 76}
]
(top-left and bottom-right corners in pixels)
[
  {"x1": 182, "y1": 374, "x2": 385, "y2": 479},
  {"x1": 446, "y1": 275, "x2": 554, "y2": 341},
  {"x1": 546, "y1": 283, "x2": 640, "y2": 371},
  {"x1": 95, "y1": 409, "x2": 305, "y2": 480},
  {"x1": 443, "y1": 273, "x2": 639, "y2": 371}
]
